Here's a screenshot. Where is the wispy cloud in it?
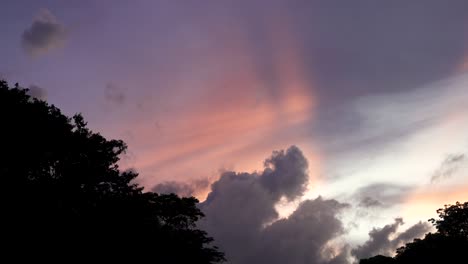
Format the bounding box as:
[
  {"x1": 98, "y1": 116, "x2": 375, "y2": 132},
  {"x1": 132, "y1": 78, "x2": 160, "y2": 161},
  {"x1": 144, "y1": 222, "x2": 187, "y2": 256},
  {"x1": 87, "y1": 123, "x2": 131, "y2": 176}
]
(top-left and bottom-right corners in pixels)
[
  {"x1": 104, "y1": 83, "x2": 126, "y2": 105},
  {"x1": 431, "y1": 153, "x2": 466, "y2": 183},
  {"x1": 318, "y1": 74, "x2": 468, "y2": 197}
]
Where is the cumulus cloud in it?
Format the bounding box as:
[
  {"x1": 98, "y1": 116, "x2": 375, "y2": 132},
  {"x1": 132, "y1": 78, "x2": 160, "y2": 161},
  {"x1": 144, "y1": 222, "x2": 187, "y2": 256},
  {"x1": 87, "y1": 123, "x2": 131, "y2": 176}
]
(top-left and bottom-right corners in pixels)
[
  {"x1": 27, "y1": 84, "x2": 47, "y2": 100},
  {"x1": 256, "y1": 198, "x2": 350, "y2": 264},
  {"x1": 21, "y1": 9, "x2": 67, "y2": 57},
  {"x1": 431, "y1": 153, "x2": 466, "y2": 183},
  {"x1": 152, "y1": 177, "x2": 211, "y2": 198},
  {"x1": 104, "y1": 83, "x2": 126, "y2": 105},
  {"x1": 199, "y1": 146, "x2": 349, "y2": 264},
  {"x1": 352, "y1": 218, "x2": 431, "y2": 259},
  {"x1": 259, "y1": 146, "x2": 309, "y2": 200}
]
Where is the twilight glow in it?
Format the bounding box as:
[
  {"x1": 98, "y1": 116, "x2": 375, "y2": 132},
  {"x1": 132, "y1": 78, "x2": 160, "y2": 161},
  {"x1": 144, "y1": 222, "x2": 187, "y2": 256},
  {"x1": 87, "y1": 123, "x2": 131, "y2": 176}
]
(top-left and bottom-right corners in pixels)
[{"x1": 1, "y1": 1, "x2": 467, "y2": 263}]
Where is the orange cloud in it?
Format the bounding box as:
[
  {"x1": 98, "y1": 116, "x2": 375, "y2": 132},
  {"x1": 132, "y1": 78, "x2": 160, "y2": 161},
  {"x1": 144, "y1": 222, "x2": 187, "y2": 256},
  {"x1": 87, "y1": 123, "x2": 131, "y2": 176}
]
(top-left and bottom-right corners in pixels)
[
  {"x1": 401, "y1": 183, "x2": 468, "y2": 223},
  {"x1": 457, "y1": 54, "x2": 468, "y2": 73},
  {"x1": 112, "y1": 14, "x2": 319, "y2": 191}
]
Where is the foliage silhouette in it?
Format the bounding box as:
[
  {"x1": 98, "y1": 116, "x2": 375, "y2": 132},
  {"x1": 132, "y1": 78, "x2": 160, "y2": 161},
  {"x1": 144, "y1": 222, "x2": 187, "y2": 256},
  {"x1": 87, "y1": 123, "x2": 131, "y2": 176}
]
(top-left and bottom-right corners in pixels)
[
  {"x1": 359, "y1": 255, "x2": 395, "y2": 264},
  {"x1": 360, "y1": 202, "x2": 468, "y2": 264},
  {"x1": 0, "y1": 80, "x2": 225, "y2": 263},
  {"x1": 428, "y1": 201, "x2": 468, "y2": 238}
]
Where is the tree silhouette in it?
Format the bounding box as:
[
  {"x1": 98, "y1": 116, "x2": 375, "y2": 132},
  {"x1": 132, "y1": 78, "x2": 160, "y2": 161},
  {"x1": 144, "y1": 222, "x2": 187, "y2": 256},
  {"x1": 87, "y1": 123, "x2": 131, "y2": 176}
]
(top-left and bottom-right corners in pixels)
[
  {"x1": 0, "y1": 80, "x2": 225, "y2": 262},
  {"x1": 429, "y1": 201, "x2": 468, "y2": 238},
  {"x1": 360, "y1": 202, "x2": 468, "y2": 264},
  {"x1": 360, "y1": 255, "x2": 395, "y2": 264}
]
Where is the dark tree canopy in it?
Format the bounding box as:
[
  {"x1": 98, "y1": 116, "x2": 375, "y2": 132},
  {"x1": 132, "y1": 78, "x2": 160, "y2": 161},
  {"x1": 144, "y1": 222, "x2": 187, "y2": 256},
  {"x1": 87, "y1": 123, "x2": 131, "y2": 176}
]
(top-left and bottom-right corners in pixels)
[
  {"x1": 360, "y1": 202, "x2": 468, "y2": 264},
  {"x1": 0, "y1": 80, "x2": 225, "y2": 263},
  {"x1": 359, "y1": 255, "x2": 395, "y2": 264},
  {"x1": 429, "y1": 201, "x2": 468, "y2": 239}
]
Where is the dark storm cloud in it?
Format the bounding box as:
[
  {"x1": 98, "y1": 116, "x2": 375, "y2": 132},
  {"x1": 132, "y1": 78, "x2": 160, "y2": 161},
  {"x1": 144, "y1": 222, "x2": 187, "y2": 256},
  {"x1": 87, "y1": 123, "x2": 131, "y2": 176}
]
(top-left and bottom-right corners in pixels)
[
  {"x1": 431, "y1": 153, "x2": 466, "y2": 183},
  {"x1": 199, "y1": 146, "x2": 349, "y2": 264},
  {"x1": 27, "y1": 84, "x2": 47, "y2": 100},
  {"x1": 152, "y1": 178, "x2": 211, "y2": 197},
  {"x1": 104, "y1": 83, "x2": 126, "y2": 105},
  {"x1": 352, "y1": 219, "x2": 431, "y2": 259},
  {"x1": 21, "y1": 9, "x2": 67, "y2": 57}
]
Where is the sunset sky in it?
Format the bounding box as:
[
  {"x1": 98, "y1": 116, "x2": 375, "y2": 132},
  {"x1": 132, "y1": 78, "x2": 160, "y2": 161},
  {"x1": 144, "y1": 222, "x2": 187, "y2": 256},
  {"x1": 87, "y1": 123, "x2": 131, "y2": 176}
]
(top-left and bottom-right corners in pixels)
[{"x1": 1, "y1": 1, "x2": 468, "y2": 263}]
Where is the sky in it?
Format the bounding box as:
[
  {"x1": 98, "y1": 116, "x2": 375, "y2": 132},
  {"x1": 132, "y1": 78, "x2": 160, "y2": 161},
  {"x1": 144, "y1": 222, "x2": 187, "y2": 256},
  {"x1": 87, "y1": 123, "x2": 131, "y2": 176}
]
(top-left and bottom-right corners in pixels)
[{"x1": 1, "y1": 1, "x2": 468, "y2": 263}]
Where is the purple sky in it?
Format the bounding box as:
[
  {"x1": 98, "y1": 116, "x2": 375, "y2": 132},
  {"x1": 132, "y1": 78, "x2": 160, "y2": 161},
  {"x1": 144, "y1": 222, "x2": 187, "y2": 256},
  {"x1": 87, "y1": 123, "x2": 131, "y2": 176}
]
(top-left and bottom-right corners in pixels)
[{"x1": 2, "y1": 1, "x2": 468, "y2": 263}]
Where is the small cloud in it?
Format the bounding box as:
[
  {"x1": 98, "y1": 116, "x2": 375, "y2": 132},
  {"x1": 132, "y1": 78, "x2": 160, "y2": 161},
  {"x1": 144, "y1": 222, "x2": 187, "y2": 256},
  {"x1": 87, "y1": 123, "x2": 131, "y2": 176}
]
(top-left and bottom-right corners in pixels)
[
  {"x1": 21, "y1": 9, "x2": 67, "y2": 57},
  {"x1": 104, "y1": 83, "x2": 126, "y2": 105},
  {"x1": 152, "y1": 178, "x2": 212, "y2": 198},
  {"x1": 359, "y1": 196, "x2": 383, "y2": 208},
  {"x1": 431, "y1": 153, "x2": 466, "y2": 183},
  {"x1": 27, "y1": 84, "x2": 47, "y2": 100},
  {"x1": 354, "y1": 183, "x2": 411, "y2": 208}
]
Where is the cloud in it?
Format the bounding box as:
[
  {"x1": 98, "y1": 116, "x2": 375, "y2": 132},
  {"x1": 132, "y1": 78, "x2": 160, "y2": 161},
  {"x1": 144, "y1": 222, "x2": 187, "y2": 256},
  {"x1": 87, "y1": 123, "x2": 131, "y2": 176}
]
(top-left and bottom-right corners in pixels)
[
  {"x1": 401, "y1": 183, "x2": 468, "y2": 224},
  {"x1": 294, "y1": 0, "x2": 468, "y2": 107},
  {"x1": 359, "y1": 197, "x2": 383, "y2": 208},
  {"x1": 104, "y1": 83, "x2": 126, "y2": 105},
  {"x1": 259, "y1": 146, "x2": 309, "y2": 200},
  {"x1": 27, "y1": 84, "x2": 47, "y2": 100},
  {"x1": 152, "y1": 177, "x2": 212, "y2": 198},
  {"x1": 323, "y1": 74, "x2": 468, "y2": 155},
  {"x1": 21, "y1": 9, "x2": 67, "y2": 57},
  {"x1": 352, "y1": 219, "x2": 431, "y2": 259},
  {"x1": 256, "y1": 198, "x2": 350, "y2": 264},
  {"x1": 431, "y1": 153, "x2": 466, "y2": 183},
  {"x1": 199, "y1": 146, "x2": 349, "y2": 264},
  {"x1": 354, "y1": 183, "x2": 412, "y2": 208},
  {"x1": 315, "y1": 73, "x2": 468, "y2": 223}
]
